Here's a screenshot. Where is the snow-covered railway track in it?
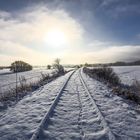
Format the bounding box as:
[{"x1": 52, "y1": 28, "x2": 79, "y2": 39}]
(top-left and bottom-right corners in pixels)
[
  {"x1": 30, "y1": 70, "x2": 76, "y2": 140},
  {"x1": 1, "y1": 69, "x2": 140, "y2": 140},
  {"x1": 79, "y1": 69, "x2": 116, "y2": 140},
  {"x1": 31, "y1": 69, "x2": 115, "y2": 140}
]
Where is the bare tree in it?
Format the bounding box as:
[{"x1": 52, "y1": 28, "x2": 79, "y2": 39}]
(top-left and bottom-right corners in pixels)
[
  {"x1": 54, "y1": 58, "x2": 60, "y2": 65},
  {"x1": 47, "y1": 65, "x2": 51, "y2": 69},
  {"x1": 53, "y1": 58, "x2": 64, "y2": 74}
]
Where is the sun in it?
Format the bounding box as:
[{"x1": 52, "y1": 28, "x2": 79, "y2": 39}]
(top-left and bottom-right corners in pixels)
[{"x1": 45, "y1": 29, "x2": 67, "y2": 47}]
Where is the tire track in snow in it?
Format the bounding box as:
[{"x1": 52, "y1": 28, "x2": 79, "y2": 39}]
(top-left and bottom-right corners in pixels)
[{"x1": 79, "y1": 69, "x2": 116, "y2": 140}]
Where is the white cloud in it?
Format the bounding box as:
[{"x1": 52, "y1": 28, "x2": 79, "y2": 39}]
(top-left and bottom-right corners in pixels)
[
  {"x1": 82, "y1": 45, "x2": 140, "y2": 63},
  {"x1": 0, "y1": 4, "x2": 140, "y2": 65},
  {"x1": 0, "y1": 5, "x2": 84, "y2": 65},
  {"x1": 0, "y1": 40, "x2": 51, "y2": 65},
  {"x1": 101, "y1": 0, "x2": 140, "y2": 18},
  {"x1": 48, "y1": 45, "x2": 140, "y2": 64},
  {"x1": 87, "y1": 40, "x2": 112, "y2": 51},
  {"x1": 0, "y1": 10, "x2": 11, "y2": 19}
]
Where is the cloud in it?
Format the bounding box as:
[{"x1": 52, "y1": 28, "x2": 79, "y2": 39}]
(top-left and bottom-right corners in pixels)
[
  {"x1": 100, "y1": 0, "x2": 140, "y2": 18},
  {"x1": 49, "y1": 43, "x2": 140, "y2": 64},
  {"x1": 82, "y1": 45, "x2": 140, "y2": 63},
  {"x1": 87, "y1": 40, "x2": 112, "y2": 51},
  {"x1": 0, "y1": 10, "x2": 11, "y2": 19},
  {"x1": 0, "y1": 3, "x2": 140, "y2": 65},
  {"x1": 0, "y1": 5, "x2": 83, "y2": 44},
  {"x1": 0, "y1": 5, "x2": 84, "y2": 65},
  {"x1": 0, "y1": 40, "x2": 51, "y2": 66}
]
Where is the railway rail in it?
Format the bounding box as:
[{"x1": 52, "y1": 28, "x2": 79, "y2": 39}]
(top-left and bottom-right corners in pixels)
[{"x1": 31, "y1": 69, "x2": 115, "y2": 140}]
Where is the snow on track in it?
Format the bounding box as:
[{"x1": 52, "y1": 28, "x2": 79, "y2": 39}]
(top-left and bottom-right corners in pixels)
[
  {"x1": 79, "y1": 70, "x2": 115, "y2": 140},
  {"x1": 31, "y1": 70, "x2": 115, "y2": 140},
  {"x1": 81, "y1": 69, "x2": 140, "y2": 140},
  {"x1": 0, "y1": 71, "x2": 74, "y2": 140},
  {"x1": 1, "y1": 69, "x2": 140, "y2": 140},
  {"x1": 31, "y1": 70, "x2": 75, "y2": 140},
  {"x1": 31, "y1": 70, "x2": 81, "y2": 140}
]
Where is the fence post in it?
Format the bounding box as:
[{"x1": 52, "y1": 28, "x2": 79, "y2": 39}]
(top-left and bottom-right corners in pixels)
[{"x1": 16, "y1": 63, "x2": 18, "y2": 101}]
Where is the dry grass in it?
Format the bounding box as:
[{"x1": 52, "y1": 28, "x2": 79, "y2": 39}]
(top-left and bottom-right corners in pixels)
[
  {"x1": 83, "y1": 66, "x2": 121, "y2": 85},
  {"x1": 84, "y1": 67, "x2": 140, "y2": 104},
  {"x1": 0, "y1": 70, "x2": 66, "y2": 104}
]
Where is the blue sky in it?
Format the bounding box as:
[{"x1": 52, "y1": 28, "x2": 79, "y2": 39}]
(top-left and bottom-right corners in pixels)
[{"x1": 0, "y1": 0, "x2": 140, "y2": 65}]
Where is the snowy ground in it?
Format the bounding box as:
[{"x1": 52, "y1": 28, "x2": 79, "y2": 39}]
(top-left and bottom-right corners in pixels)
[
  {"x1": 113, "y1": 66, "x2": 140, "y2": 85},
  {"x1": 0, "y1": 68, "x2": 55, "y2": 93},
  {"x1": 0, "y1": 69, "x2": 140, "y2": 140},
  {"x1": 0, "y1": 71, "x2": 73, "y2": 139},
  {"x1": 0, "y1": 67, "x2": 73, "y2": 93},
  {"x1": 82, "y1": 70, "x2": 140, "y2": 139}
]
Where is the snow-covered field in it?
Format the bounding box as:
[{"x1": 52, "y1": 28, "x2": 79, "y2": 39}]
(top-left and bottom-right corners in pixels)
[
  {"x1": 0, "y1": 71, "x2": 73, "y2": 139},
  {"x1": 0, "y1": 69, "x2": 140, "y2": 140},
  {"x1": 0, "y1": 68, "x2": 55, "y2": 93},
  {"x1": 113, "y1": 66, "x2": 140, "y2": 85},
  {"x1": 81, "y1": 70, "x2": 140, "y2": 139},
  {"x1": 0, "y1": 67, "x2": 75, "y2": 93}
]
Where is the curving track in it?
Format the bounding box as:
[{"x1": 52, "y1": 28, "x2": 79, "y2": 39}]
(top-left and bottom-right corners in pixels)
[{"x1": 31, "y1": 69, "x2": 115, "y2": 140}]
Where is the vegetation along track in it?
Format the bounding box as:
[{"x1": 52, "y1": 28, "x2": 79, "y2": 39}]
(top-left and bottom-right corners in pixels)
[{"x1": 31, "y1": 69, "x2": 115, "y2": 140}]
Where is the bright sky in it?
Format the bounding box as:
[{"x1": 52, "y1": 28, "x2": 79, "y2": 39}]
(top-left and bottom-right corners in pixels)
[{"x1": 0, "y1": 0, "x2": 140, "y2": 66}]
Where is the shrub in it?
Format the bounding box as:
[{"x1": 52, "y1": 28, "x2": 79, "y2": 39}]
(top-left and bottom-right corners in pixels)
[
  {"x1": 40, "y1": 73, "x2": 50, "y2": 83},
  {"x1": 10, "y1": 61, "x2": 32, "y2": 72},
  {"x1": 132, "y1": 79, "x2": 140, "y2": 92},
  {"x1": 83, "y1": 66, "x2": 121, "y2": 85},
  {"x1": 84, "y1": 67, "x2": 140, "y2": 104},
  {"x1": 53, "y1": 58, "x2": 65, "y2": 74},
  {"x1": 47, "y1": 65, "x2": 51, "y2": 69},
  {"x1": 132, "y1": 80, "x2": 140, "y2": 100},
  {"x1": 19, "y1": 76, "x2": 27, "y2": 91},
  {"x1": 0, "y1": 70, "x2": 65, "y2": 104}
]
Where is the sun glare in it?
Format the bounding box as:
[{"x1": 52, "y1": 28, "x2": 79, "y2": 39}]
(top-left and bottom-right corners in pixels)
[{"x1": 45, "y1": 29, "x2": 67, "y2": 47}]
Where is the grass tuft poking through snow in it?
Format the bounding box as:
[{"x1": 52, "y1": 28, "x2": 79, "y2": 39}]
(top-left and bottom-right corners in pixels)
[{"x1": 83, "y1": 67, "x2": 140, "y2": 104}]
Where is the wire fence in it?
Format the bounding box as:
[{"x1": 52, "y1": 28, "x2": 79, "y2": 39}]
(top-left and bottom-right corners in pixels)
[
  {"x1": 0, "y1": 70, "x2": 54, "y2": 94},
  {"x1": 0, "y1": 67, "x2": 73, "y2": 94}
]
